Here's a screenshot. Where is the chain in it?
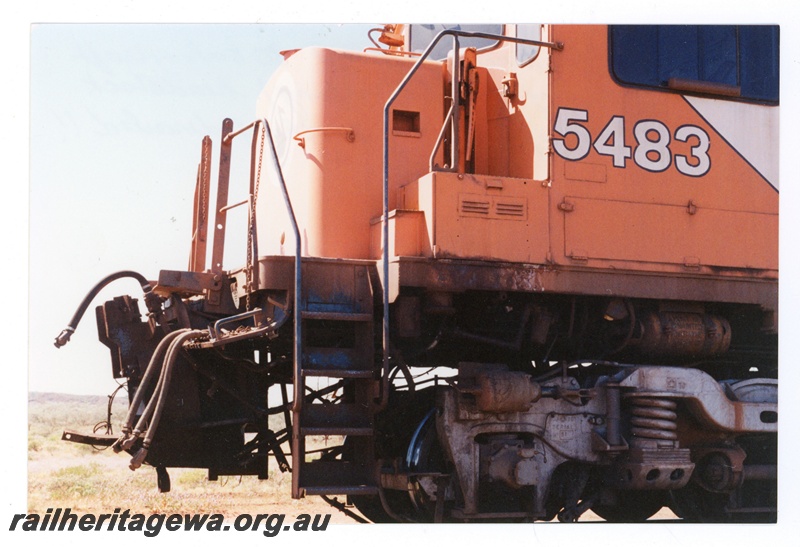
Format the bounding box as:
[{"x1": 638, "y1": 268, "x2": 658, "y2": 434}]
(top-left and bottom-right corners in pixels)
[
  {"x1": 201, "y1": 137, "x2": 210, "y2": 228},
  {"x1": 246, "y1": 123, "x2": 266, "y2": 311},
  {"x1": 466, "y1": 69, "x2": 478, "y2": 163}
]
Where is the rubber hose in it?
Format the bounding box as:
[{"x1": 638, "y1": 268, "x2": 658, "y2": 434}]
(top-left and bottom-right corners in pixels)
[
  {"x1": 132, "y1": 332, "x2": 187, "y2": 436},
  {"x1": 55, "y1": 270, "x2": 153, "y2": 348},
  {"x1": 122, "y1": 329, "x2": 189, "y2": 433},
  {"x1": 142, "y1": 330, "x2": 206, "y2": 445}
]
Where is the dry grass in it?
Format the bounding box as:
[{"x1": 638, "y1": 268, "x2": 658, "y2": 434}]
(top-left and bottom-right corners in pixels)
[{"x1": 27, "y1": 393, "x2": 356, "y2": 522}]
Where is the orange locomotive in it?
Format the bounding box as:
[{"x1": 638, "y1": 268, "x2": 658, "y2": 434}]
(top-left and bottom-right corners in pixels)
[{"x1": 57, "y1": 25, "x2": 778, "y2": 522}]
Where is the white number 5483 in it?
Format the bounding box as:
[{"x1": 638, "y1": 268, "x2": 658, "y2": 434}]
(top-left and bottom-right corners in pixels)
[{"x1": 552, "y1": 108, "x2": 710, "y2": 177}]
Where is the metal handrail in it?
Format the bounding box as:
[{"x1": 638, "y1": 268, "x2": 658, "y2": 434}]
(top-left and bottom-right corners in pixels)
[
  {"x1": 382, "y1": 29, "x2": 563, "y2": 406},
  {"x1": 428, "y1": 102, "x2": 454, "y2": 171},
  {"x1": 259, "y1": 119, "x2": 303, "y2": 413},
  {"x1": 220, "y1": 118, "x2": 302, "y2": 415}
]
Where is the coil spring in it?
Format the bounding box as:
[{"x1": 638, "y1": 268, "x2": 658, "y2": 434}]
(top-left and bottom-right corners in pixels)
[{"x1": 629, "y1": 397, "x2": 678, "y2": 440}]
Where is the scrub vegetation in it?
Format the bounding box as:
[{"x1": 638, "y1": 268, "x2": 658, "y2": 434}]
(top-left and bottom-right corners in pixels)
[{"x1": 27, "y1": 392, "x2": 351, "y2": 520}]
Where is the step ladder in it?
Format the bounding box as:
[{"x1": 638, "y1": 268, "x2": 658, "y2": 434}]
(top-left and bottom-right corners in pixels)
[{"x1": 291, "y1": 260, "x2": 380, "y2": 498}]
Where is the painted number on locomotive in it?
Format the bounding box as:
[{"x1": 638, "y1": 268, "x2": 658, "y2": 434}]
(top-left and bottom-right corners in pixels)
[{"x1": 552, "y1": 107, "x2": 711, "y2": 177}]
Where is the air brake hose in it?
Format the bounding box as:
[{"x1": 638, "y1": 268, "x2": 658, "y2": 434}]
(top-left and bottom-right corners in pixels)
[
  {"x1": 112, "y1": 329, "x2": 190, "y2": 453},
  {"x1": 130, "y1": 330, "x2": 206, "y2": 470},
  {"x1": 54, "y1": 270, "x2": 156, "y2": 348},
  {"x1": 127, "y1": 331, "x2": 191, "y2": 446},
  {"x1": 130, "y1": 336, "x2": 177, "y2": 439}
]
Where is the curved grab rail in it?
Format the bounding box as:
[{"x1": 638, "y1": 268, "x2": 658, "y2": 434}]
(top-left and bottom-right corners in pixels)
[
  {"x1": 381, "y1": 29, "x2": 563, "y2": 407},
  {"x1": 292, "y1": 127, "x2": 355, "y2": 149},
  {"x1": 260, "y1": 119, "x2": 303, "y2": 414},
  {"x1": 222, "y1": 117, "x2": 302, "y2": 415}
]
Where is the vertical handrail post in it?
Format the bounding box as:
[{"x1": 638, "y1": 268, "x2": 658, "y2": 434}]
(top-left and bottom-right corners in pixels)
[
  {"x1": 189, "y1": 136, "x2": 212, "y2": 272},
  {"x1": 211, "y1": 118, "x2": 234, "y2": 275},
  {"x1": 257, "y1": 117, "x2": 302, "y2": 414},
  {"x1": 260, "y1": 118, "x2": 303, "y2": 498},
  {"x1": 382, "y1": 31, "x2": 460, "y2": 407},
  {"x1": 381, "y1": 30, "x2": 557, "y2": 405}
]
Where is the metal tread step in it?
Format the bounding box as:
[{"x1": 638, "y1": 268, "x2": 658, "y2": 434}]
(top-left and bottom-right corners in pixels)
[
  {"x1": 302, "y1": 484, "x2": 379, "y2": 496},
  {"x1": 302, "y1": 368, "x2": 375, "y2": 379},
  {"x1": 300, "y1": 403, "x2": 374, "y2": 436},
  {"x1": 303, "y1": 346, "x2": 373, "y2": 372},
  {"x1": 299, "y1": 461, "x2": 378, "y2": 495},
  {"x1": 301, "y1": 311, "x2": 373, "y2": 322}
]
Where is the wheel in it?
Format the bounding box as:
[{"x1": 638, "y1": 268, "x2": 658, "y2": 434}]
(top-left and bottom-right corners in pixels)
[
  {"x1": 669, "y1": 483, "x2": 730, "y2": 522},
  {"x1": 349, "y1": 492, "x2": 413, "y2": 523},
  {"x1": 343, "y1": 435, "x2": 416, "y2": 523},
  {"x1": 405, "y1": 409, "x2": 450, "y2": 521},
  {"x1": 592, "y1": 491, "x2": 665, "y2": 522},
  {"x1": 669, "y1": 378, "x2": 777, "y2": 523}
]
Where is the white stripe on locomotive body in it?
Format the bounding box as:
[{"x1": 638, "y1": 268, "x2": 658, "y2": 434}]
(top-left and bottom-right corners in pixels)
[{"x1": 684, "y1": 96, "x2": 779, "y2": 190}]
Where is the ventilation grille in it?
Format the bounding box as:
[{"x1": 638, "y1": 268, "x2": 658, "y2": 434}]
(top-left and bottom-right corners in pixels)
[
  {"x1": 459, "y1": 193, "x2": 527, "y2": 220},
  {"x1": 496, "y1": 201, "x2": 525, "y2": 217},
  {"x1": 461, "y1": 199, "x2": 491, "y2": 215}
]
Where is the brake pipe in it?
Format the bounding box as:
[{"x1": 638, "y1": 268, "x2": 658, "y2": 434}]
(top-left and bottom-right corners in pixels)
[
  {"x1": 127, "y1": 331, "x2": 192, "y2": 448},
  {"x1": 130, "y1": 330, "x2": 206, "y2": 470},
  {"x1": 54, "y1": 270, "x2": 156, "y2": 348},
  {"x1": 112, "y1": 329, "x2": 190, "y2": 453}
]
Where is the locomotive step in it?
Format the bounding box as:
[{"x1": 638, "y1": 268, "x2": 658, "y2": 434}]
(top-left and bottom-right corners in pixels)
[
  {"x1": 299, "y1": 403, "x2": 374, "y2": 436},
  {"x1": 299, "y1": 461, "x2": 378, "y2": 496},
  {"x1": 302, "y1": 368, "x2": 375, "y2": 379},
  {"x1": 303, "y1": 347, "x2": 374, "y2": 372},
  {"x1": 301, "y1": 311, "x2": 373, "y2": 322}
]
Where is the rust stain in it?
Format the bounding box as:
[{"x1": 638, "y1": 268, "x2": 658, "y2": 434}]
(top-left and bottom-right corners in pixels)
[{"x1": 733, "y1": 402, "x2": 745, "y2": 430}]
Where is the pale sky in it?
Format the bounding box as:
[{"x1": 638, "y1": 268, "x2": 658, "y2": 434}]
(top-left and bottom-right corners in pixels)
[
  {"x1": 29, "y1": 23, "x2": 374, "y2": 396},
  {"x1": 6, "y1": 1, "x2": 800, "y2": 542}
]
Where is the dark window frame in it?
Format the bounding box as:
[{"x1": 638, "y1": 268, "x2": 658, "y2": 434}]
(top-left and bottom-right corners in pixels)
[{"x1": 608, "y1": 25, "x2": 779, "y2": 105}]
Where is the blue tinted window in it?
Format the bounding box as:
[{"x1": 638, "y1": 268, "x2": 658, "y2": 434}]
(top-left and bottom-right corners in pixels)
[
  {"x1": 611, "y1": 25, "x2": 779, "y2": 103},
  {"x1": 739, "y1": 26, "x2": 780, "y2": 102}
]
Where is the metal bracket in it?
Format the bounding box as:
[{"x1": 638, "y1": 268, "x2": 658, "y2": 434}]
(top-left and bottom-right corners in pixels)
[
  {"x1": 62, "y1": 429, "x2": 117, "y2": 447},
  {"x1": 157, "y1": 270, "x2": 222, "y2": 295},
  {"x1": 558, "y1": 199, "x2": 574, "y2": 212}
]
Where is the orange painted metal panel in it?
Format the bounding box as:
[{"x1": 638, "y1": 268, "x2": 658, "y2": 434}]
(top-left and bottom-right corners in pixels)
[
  {"x1": 369, "y1": 209, "x2": 430, "y2": 259},
  {"x1": 548, "y1": 25, "x2": 778, "y2": 279},
  {"x1": 412, "y1": 172, "x2": 550, "y2": 263},
  {"x1": 563, "y1": 197, "x2": 778, "y2": 270},
  {"x1": 255, "y1": 47, "x2": 443, "y2": 260}
]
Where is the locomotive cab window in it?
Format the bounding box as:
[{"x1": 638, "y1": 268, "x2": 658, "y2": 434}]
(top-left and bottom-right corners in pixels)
[
  {"x1": 409, "y1": 24, "x2": 502, "y2": 60},
  {"x1": 610, "y1": 25, "x2": 779, "y2": 103},
  {"x1": 515, "y1": 24, "x2": 542, "y2": 66}
]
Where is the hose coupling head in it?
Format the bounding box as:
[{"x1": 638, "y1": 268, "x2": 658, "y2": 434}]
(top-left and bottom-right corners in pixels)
[
  {"x1": 121, "y1": 431, "x2": 140, "y2": 451},
  {"x1": 111, "y1": 436, "x2": 126, "y2": 454},
  {"x1": 129, "y1": 445, "x2": 149, "y2": 471},
  {"x1": 54, "y1": 327, "x2": 75, "y2": 348},
  {"x1": 142, "y1": 284, "x2": 163, "y2": 315}
]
